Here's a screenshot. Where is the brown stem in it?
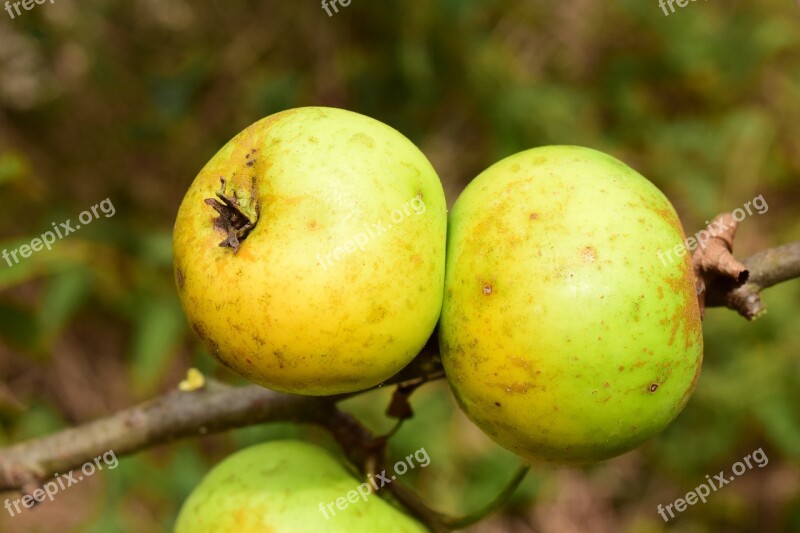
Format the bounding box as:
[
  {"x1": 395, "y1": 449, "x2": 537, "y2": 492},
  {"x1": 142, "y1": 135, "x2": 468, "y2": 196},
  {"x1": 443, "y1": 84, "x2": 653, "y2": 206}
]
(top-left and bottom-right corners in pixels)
[
  {"x1": 0, "y1": 381, "x2": 330, "y2": 492},
  {"x1": 695, "y1": 214, "x2": 800, "y2": 319},
  {"x1": 319, "y1": 408, "x2": 451, "y2": 532},
  {"x1": 740, "y1": 242, "x2": 800, "y2": 289},
  {"x1": 0, "y1": 356, "x2": 445, "y2": 494}
]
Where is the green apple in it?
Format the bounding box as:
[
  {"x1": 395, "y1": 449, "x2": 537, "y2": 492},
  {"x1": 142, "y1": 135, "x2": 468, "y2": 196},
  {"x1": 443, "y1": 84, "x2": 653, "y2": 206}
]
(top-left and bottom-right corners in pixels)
[
  {"x1": 172, "y1": 107, "x2": 446, "y2": 395},
  {"x1": 175, "y1": 440, "x2": 428, "y2": 532},
  {"x1": 440, "y1": 146, "x2": 703, "y2": 464}
]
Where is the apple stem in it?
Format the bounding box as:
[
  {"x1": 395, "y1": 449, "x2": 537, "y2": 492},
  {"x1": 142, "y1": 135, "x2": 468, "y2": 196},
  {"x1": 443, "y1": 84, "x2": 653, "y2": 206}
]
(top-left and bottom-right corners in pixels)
[{"x1": 443, "y1": 464, "x2": 531, "y2": 530}]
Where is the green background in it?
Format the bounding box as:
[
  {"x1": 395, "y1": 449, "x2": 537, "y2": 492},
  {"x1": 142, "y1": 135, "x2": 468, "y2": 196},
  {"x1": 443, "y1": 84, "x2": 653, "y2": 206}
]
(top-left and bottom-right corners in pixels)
[{"x1": 0, "y1": 0, "x2": 799, "y2": 531}]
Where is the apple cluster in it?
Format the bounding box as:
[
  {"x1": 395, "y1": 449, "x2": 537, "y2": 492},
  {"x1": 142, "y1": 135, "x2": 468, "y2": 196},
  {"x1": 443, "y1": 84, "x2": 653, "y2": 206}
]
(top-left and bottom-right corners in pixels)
[{"x1": 172, "y1": 107, "x2": 703, "y2": 532}]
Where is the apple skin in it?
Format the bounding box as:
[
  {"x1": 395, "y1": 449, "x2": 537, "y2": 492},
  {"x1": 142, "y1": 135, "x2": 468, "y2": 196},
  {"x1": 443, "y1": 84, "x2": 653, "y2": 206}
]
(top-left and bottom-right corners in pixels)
[
  {"x1": 174, "y1": 440, "x2": 428, "y2": 533},
  {"x1": 173, "y1": 107, "x2": 446, "y2": 395},
  {"x1": 440, "y1": 146, "x2": 703, "y2": 464}
]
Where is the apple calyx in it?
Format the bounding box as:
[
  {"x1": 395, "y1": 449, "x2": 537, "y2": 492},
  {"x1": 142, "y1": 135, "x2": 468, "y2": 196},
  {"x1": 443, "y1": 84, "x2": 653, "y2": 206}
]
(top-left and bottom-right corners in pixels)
[{"x1": 205, "y1": 177, "x2": 259, "y2": 252}]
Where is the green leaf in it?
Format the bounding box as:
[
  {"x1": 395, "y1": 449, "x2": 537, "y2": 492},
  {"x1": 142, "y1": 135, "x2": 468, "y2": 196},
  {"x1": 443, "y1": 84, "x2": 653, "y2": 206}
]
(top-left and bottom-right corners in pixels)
[
  {"x1": 131, "y1": 296, "x2": 185, "y2": 394},
  {"x1": 13, "y1": 404, "x2": 63, "y2": 441},
  {"x1": 754, "y1": 395, "x2": 800, "y2": 458},
  {"x1": 0, "y1": 302, "x2": 39, "y2": 351},
  {"x1": 0, "y1": 151, "x2": 29, "y2": 186},
  {"x1": 38, "y1": 267, "x2": 92, "y2": 346},
  {"x1": 138, "y1": 231, "x2": 174, "y2": 267}
]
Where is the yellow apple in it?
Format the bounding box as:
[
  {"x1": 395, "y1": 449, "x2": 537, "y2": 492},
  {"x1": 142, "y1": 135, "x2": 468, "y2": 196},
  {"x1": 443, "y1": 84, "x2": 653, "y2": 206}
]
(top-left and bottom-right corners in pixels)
[
  {"x1": 175, "y1": 440, "x2": 428, "y2": 532},
  {"x1": 440, "y1": 146, "x2": 703, "y2": 464},
  {"x1": 173, "y1": 107, "x2": 446, "y2": 395}
]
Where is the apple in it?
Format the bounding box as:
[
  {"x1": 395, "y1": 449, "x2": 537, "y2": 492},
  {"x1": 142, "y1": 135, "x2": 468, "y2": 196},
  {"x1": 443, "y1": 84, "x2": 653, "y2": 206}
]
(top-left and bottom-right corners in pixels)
[
  {"x1": 440, "y1": 146, "x2": 703, "y2": 464},
  {"x1": 173, "y1": 107, "x2": 446, "y2": 395},
  {"x1": 174, "y1": 440, "x2": 428, "y2": 532}
]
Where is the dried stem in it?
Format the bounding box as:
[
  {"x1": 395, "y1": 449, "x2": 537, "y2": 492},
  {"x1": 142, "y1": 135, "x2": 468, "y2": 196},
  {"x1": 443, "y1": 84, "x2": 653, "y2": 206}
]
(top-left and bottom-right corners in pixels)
[{"x1": 694, "y1": 214, "x2": 800, "y2": 319}]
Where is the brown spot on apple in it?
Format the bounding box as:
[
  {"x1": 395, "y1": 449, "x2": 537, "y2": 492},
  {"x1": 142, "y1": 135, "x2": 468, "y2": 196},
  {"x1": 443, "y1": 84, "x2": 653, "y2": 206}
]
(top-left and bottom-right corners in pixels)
[{"x1": 349, "y1": 132, "x2": 375, "y2": 148}]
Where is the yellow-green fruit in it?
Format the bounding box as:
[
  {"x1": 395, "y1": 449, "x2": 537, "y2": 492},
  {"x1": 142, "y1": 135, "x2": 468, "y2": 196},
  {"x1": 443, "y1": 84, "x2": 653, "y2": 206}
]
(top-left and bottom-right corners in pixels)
[
  {"x1": 175, "y1": 440, "x2": 428, "y2": 533},
  {"x1": 173, "y1": 107, "x2": 446, "y2": 395},
  {"x1": 440, "y1": 146, "x2": 703, "y2": 464}
]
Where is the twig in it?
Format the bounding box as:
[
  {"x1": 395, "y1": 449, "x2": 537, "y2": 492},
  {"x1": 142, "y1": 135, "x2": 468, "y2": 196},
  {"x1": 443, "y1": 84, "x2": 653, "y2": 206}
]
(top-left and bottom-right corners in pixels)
[
  {"x1": 0, "y1": 358, "x2": 445, "y2": 494},
  {"x1": 443, "y1": 464, "x2": 531, "y2": 530},
  {"x1": 318, "y1": 407, "x2": 451, "y2": 531},
  {"x1": 0, "y1": 381, "x2": 331, "y2": 492},
  {"x1": 694, "y1": 214, "x2": 800, "y2": 319}
]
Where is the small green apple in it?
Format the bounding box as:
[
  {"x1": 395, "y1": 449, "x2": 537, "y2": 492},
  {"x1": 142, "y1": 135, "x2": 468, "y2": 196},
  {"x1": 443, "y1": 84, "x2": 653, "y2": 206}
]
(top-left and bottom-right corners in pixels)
[
  {"x1": 174, "y1": 440, "x2": 428, "y2": 533},
  {"x1": 440, "y1": 145, "x2": 703, "y2": 464},
  {"x1": 172, "y1": 107, "x2": 446, "y2": 395}
]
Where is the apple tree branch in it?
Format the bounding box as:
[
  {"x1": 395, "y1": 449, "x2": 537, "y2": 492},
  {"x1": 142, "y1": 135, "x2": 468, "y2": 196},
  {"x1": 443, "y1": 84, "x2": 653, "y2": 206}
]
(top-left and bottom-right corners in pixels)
[
  {"x1": 0, "y1": 214, "x2": 797, "y2": 528},
  {"x1": 693, "y1": 213, "x2": 800, "y2": 319}
]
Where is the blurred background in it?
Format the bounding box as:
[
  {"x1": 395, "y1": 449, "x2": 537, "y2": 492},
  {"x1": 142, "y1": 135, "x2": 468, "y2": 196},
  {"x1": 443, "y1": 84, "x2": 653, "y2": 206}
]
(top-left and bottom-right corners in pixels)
[{"x1": 1, "y1": 0, "x2": 799, "y2": 531}]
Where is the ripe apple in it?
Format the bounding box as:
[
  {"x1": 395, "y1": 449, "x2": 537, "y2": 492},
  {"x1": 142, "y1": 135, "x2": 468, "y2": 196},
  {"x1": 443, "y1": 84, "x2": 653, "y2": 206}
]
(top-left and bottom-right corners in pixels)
[
  {"x1": 440, "y1": 146, "x2": 703, "y2": 464},
  {"x1": 174, "y1": 440, "x2": 428, "y2": 532},
  {"x1": 173, "y1": 107, "x2": 446, "y2": 395}
]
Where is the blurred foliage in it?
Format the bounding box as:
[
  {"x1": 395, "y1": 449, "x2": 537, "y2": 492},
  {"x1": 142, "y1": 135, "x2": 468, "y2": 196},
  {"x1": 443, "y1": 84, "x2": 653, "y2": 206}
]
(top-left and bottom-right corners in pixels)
[{"x1": 0, "y1": 0, "x2": 799, "y2": 531}]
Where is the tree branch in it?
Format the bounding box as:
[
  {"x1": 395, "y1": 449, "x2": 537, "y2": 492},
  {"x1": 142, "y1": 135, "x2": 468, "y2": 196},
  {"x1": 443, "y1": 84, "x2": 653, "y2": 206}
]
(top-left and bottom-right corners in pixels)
[
  {"x1": 695, "y1": 214, "x2": 800, "y2": 319},
  {"x1": 740, "y1": 242, "x2": 800, "y2": 290},
  {"x1": 0, "y1": 381, "x2": 332, "y2": 492},
  {"x1": 0, "y1": 219, "x2": 797, "y2": 519},
  {"x1": 0, "y1": 355, "x2": 445, "y2": 494}
]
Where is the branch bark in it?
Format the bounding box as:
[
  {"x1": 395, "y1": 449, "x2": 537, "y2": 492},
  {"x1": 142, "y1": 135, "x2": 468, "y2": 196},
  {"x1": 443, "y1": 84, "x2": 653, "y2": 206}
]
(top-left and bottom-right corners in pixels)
[
  {"x1": 694, "y1": 214, "x2": 800, "y2": 319},
  {"x1": 0, "y1": 220, "x2": 798, "y2": 519},
  {"x1": 704, "y1": 242, "x2": 800, "y2": 319},
  {"x1": 0, "y1": 356, "x2": 444, "y2": 494},
  {"x1": 0, "y1": 381, "x2": 333, "y2": 492}
]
